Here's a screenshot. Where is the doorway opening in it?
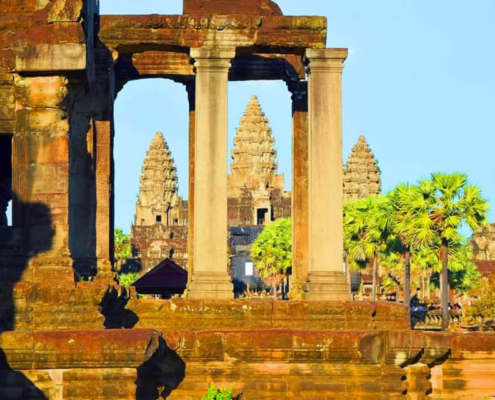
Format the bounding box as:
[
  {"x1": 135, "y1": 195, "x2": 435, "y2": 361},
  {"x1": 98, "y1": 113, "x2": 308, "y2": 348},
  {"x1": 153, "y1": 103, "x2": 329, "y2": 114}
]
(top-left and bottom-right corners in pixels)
[
  {"x1": 257, "y1": 208, "x2": 269, "y2": 225},
  {"x1": 227, "y1": 81, "x2": 292, "y2": 297},
  {"x1": 114, "y1": 78, "x2": 189, "y2": 273}
]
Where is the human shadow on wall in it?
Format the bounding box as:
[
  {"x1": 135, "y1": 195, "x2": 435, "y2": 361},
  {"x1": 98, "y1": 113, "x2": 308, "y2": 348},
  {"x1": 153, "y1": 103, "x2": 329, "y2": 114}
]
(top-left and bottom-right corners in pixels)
[
  {"x1": 99, "y1": 285, "x2": 139, "y2": 329},
  {"x1": 0, "y1": 197, "x2": 52, "y2": 399},
  {"x1": 97, "y1": 274, "x2": 186, "y2": 399},
  {"x1": 135, "y1": 337, "x2": 186, "y2": 400}
]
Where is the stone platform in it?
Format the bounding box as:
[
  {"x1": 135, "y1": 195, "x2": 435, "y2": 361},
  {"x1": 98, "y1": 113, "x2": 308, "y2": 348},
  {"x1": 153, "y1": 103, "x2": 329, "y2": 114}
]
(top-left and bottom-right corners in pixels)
[{"x1": 2, "y1": 283, "x2": 495, "y2": 399}]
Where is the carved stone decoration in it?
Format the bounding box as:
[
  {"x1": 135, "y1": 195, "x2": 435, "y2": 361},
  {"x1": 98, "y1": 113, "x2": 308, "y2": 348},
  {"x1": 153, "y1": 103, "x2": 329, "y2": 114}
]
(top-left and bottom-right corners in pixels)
[
  {"x1": 343, "y1": 135, "x2": 382, "y2": 203},
  {"x1": 472, "y1": 223, "x2": 495, "y2": 261},
  {"x1": 134, "y1": 132, "x2": 181, "y2": 227}
]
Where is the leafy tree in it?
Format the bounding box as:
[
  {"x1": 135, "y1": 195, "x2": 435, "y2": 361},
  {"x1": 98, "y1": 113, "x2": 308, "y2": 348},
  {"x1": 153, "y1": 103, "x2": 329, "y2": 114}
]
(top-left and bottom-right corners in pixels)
[
  {"x1": 250, "y1": 218, "x2": 292, "y2": 300},
  {"x1": 114, "y1": 229, "x2": 131, "y2": 270},
  {"x1": 117, "y1": 272, "x2": 139, "y2": 287},
  {"x1": 382, "y1": 239, "x2": 480, "y2": 299},
  {"x1": 405, "y1": 173, "x2": 488, "y2": 330},
  {"x1": 388, "y1": 184, "x2": 420, "y2": 306},
  {"x1": 344, "y1": 195, "x2": 394, "y2": 300},
  {"x1": 466, "y1": 276, "x2": 495, "y2": 321}
]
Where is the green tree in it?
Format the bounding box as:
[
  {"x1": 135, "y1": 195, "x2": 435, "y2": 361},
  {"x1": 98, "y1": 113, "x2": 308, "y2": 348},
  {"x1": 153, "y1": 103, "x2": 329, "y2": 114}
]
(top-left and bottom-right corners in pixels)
[
  {"x1": 405, "y1": 173, "x2": 488, "y2": 330},
  {"x1": 114, "y1": 229, "x2": 131, "y2": 270},
  {"x1": 467, "y1": 276, "x2": 495, "y2": 321},
  {"x1": 117, "y1": 272, "x2": 139, "y2": 287},
  {"x1": 344, "y1": 195, "x2": 394, "y2": 301},
  {"x1": 250, "y1": 218, "x2": 292, "y2": 300},
  {"x1": 388, "y1": 184, "x2": 418, "y2": 306}
]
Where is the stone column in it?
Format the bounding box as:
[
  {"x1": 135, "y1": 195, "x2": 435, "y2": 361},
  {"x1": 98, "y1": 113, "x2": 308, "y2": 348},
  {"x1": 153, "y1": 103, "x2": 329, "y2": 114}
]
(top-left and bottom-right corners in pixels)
[
  {"x1": 13, "y1": 76, "x2": 74, "y2": 283},
  {"x1": 287, "y1": 81, "x2": 309, "y2": 300},
  {"x1": 186, "y1": 80, "x2": 195, "y2": 284},
  {"x1": 187, "y1": 48, "x2": 235, "y2": 300},
  {"x1": 94, "y1": 119, "x2": 115, "y2": 282},
  {"x1": 304, "y1": 49, "x2": 351, "y2": 300}
]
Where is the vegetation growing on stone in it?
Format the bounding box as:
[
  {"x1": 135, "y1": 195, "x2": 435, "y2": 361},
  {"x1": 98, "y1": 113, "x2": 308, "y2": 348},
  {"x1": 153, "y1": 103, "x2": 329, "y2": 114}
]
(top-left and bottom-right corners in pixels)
[{"x1": 201, "y1": 383, "x2": 242, "y2": 400}]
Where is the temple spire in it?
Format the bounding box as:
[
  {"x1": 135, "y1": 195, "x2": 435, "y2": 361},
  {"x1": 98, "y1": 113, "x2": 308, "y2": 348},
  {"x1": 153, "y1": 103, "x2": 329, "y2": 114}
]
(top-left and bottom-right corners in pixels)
[
  {"x1": 228, "y1": 95, "x2": 284, "y2": 198},
  {"x1": 134, "y1": 132, "x2": 179, "y2": 226},
  {"x1": 343, "y1": 135, "x2": 381, "y2": 203}
]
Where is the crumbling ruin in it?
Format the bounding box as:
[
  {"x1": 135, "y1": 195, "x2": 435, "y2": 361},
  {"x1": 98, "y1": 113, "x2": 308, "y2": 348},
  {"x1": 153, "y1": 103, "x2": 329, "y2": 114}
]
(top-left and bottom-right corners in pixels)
[{"x1": 1, "y1": 0, "x2": 495, "y2": 399}]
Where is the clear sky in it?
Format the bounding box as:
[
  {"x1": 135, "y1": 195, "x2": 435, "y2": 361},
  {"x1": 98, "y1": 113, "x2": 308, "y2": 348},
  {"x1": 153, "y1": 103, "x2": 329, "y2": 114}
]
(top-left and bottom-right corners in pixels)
[{"x1": 98, "y1": 0, "x2": 495, "y2": 234}]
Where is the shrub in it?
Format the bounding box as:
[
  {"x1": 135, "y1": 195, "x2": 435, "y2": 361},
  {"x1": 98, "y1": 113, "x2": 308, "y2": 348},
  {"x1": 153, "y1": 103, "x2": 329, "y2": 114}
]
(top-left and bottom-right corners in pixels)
[{"x1": 201, "y1": 383, "x2": 242, "y2": 400}]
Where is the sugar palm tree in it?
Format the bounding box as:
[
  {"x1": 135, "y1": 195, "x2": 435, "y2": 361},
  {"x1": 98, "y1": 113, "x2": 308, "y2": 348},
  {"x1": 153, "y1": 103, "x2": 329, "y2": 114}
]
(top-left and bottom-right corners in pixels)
[
  {"x1": 344, "y1": 196, "x2": 394, "y2": 301},
  {"x1": 388, "y1": 184, "x2": 419, "y2": 307},
  {"x1": 405, "y1": 173, "x2": 489, "y2": 330},
  {"x1": 250, "y1": 218, "x2": 292, "y2": 300}
]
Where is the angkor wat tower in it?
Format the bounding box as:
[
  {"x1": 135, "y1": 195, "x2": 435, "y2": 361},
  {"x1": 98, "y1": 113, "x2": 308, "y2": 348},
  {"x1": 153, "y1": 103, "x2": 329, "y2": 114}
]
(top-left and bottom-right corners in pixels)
[
  {"x1": 131, "y1": 133, "x2": 188, "y2": 271},
  {"x1": 134, "y1": 132, "x2": 182, "y2": 226},
  {"x1": 228, "y1": 95, "x2": 290, "y2": 226},
  {"x1": 343, "y1": 135, "x2": 382, "y2": 203}
]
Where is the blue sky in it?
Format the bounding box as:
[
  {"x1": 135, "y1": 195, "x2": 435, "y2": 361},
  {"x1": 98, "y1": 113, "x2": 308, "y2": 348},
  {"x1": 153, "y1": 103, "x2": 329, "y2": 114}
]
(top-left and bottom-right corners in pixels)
[{"x1": 101, "y1": 0, "x2": 495, "y2": 233}]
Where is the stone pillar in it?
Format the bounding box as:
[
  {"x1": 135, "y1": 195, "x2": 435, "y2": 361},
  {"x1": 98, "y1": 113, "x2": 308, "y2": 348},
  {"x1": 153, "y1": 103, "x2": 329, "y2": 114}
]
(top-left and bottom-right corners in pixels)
[
  {"x1": 186, "y1": 79, "x2": 195, "y2": 284},
  {"x1": 94, "y1": 119, "x2": 115, "y2": 282},
  {"x1": 287, "y1": 81, "x2": 309, "y2": 300},
  {"x1": 13, "y1": 76, "x2": 74, "y2": 283},
  {"x1": 187, "y1": 48, "x2": 235, "y2": 300},
  {"x1": 304, "y1": 49, "x2": 351, "y2": 300}
]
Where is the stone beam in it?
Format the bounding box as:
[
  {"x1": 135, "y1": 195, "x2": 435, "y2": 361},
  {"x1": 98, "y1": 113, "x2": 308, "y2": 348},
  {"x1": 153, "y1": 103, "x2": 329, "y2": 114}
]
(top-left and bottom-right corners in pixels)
[
  {"x1": 99, "y1": 15, "x2": 327, "y2": 52},
  {"x1": 113, "y1": 51, "x2": 305, "y2": 84},
  {"x1": 114, "y1": 51, "x2": 194, "y2": 84},
  {"x1": 0, "y1": 329, "x2": 161, "y2": 370}
]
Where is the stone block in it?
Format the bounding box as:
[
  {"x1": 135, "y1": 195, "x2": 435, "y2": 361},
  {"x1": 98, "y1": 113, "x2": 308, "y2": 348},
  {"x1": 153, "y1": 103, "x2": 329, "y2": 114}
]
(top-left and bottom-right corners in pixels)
[
  {"x1": 13, "y1": 134, "x2": 69, "y2": 165},
  {"x1": 15, "y1": 109, "x2": 69, "y2": 136},
  {"x1": 15, "y1": 76, "x2": 67, "y2": 109},
  {"x1": 47, "y1": 0, "x2": 84, "y2": 22},
  {"x1": 183, "y1": 0, "x2": 283, "y2": 16},
  {"x1": 16, "y1": 44, "x2": 86, "y2": 72},
  {"x1": 28, "y1": 163, "x2": 69, "y2": 195},
  {"x1": 0, "y1": 81, "x2": 15, "y2": 121}
]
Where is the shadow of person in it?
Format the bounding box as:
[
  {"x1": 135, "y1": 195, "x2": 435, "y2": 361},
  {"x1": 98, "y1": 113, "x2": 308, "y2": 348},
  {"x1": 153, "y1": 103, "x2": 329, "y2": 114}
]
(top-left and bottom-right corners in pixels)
[
  {"x1": 99, "y1": 285, "x2": 139, "y2": 329},
  {"x1": 0, "y1": 198, "x2": 53, "y2": 399},
  {"x1": 135, "y1": 337, "x2": 186, "y2": 400}
]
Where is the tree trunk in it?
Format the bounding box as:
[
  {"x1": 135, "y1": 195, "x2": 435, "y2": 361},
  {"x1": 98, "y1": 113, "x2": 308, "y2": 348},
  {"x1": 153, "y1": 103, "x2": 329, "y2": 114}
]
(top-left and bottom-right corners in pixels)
[
  {"x1": 441, "y1": 238, "x2": 450, "y2": 331},
  {"x1": 345, "y1": 254, "x2": 351, "y2": 285},
  {"x1": 273, "y1": 284, "x2": 277, "y2": 301},
  {"x1": 372, "y1": 256, "x2": 378, "y2": 301},
  {"x1": 404, "y1": 248, "x2": 411, "y2": 308}
]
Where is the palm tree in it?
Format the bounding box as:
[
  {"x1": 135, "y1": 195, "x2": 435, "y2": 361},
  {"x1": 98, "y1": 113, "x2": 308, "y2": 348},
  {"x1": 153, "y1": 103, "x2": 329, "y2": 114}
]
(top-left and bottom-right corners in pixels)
[
  {"x1": 388, "y1": 184, "x2": 419, "y2": 307},
  {"x1": 250, "y1": 218, "x2": 292, "y2": 300},
  {"x1": 344, "y1": 196, "x2": 394, "y2": 301},
  {"x1": 406, "y1": 173, "x2": 488, "y2": 330}
]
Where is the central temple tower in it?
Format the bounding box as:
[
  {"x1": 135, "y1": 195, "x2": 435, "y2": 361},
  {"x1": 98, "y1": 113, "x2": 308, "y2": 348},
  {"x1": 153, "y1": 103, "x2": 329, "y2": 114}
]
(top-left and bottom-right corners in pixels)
[{"x1": 228, "y1": 95, "x2": 288, "y2": 225}]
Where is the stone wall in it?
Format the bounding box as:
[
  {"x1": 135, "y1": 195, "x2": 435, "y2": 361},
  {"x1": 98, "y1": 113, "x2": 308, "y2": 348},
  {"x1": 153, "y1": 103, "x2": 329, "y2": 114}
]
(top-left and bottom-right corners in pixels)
[{"x1": 2, "y1": 283, "x2": 495, "y2": 399}]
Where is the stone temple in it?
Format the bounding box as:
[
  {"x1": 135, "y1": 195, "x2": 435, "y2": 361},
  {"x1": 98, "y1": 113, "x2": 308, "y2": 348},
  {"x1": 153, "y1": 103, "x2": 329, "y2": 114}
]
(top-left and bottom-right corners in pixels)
[
  {"x1": 1, "y1": 0, "x2": 495, "y2": 398},
  {"x1": 131, "y1": 97, "x2": 380, "y2": 274}
]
